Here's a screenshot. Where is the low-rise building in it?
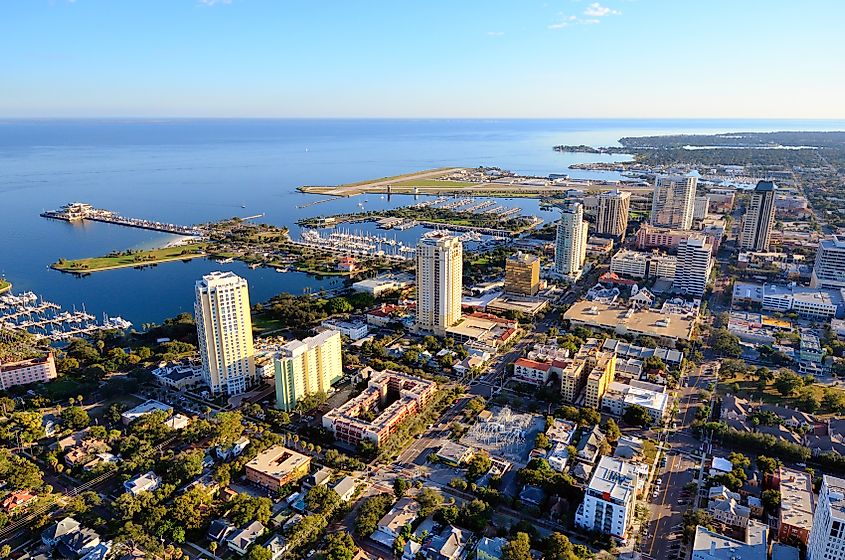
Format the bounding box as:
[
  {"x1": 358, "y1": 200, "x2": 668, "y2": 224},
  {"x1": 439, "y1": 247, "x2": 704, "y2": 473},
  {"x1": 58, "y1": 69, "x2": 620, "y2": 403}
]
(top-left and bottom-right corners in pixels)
[
  {"x1": 227, "y1": 521, "x2": 266, "y2": 556},
  {"x1": 372, "y1": 497, "x2": 419, "y2": 547},
  {"x1": 776, "y1": 466, "x2": 815, "y2": 545},
  {"x1": 0, "y1": 351, "x2": 57, "y2": 391},
  {"x1": 512, "y1": 357, "x2": 555, "y2": 386},
  {"x1": 600, "y1": 380, "x2": 667, "y2": 423},
  {"x1": 151, "y1": 361, "x2": 203, "y2": 390},
  {"x1": 610, "y1": 250, "x2": 677, "y2": 280},
  {"x1": 575, "y1": 456, "x2": 640, "y2": 539},
  {"x1": 245, "y1": 445, "x2": 310, "y2": 491},
  {"x1": 691, "y1": 521, "x2": 768, "y2": 560},
  {"x1": 322, "y1": 369, "x2": 437, "y2": 447},
  {"x1": 120, "y1": 400, "x2": 173, "y2": 426},
  {"x1": 545, "y1": 418, "x2": 577, "y2": 445},
  {"x1": 124, "y1": 471, "x2": 161, "y2": 496},
  {"x1": 436, "y1": 442, "x2": 474, "y2": 467},
  {"x1": 708, "y1": 486, "x2": 750, "y2": 528},
  {"x1": 319, "y1": 318, "x2": 369, "y2": 340},
  {"x1": 475, "y1": 537, "x2": 506, "y2": 560},
  {"x1": 332, "y1": 476, "x2": 357, "y2": 502}
]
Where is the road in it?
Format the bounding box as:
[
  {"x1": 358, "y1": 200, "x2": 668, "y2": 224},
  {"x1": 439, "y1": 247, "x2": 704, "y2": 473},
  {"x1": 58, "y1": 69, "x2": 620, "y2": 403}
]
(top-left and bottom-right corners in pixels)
[{"x1": 642, "y1": 361, "x2": 718, "y2": 560}]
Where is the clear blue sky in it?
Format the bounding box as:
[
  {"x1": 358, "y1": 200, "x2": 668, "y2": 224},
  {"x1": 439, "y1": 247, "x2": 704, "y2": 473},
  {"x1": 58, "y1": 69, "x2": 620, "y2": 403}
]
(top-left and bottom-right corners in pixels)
[{"x1": 3, "y1": 0, "x2": 843, "y2": 118}]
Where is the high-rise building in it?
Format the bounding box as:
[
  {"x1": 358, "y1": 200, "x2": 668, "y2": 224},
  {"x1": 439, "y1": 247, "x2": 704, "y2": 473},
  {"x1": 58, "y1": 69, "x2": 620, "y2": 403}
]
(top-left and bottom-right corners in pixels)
[
  {"x1": 675, "y1": 235, "x2": 713, "y2": 297},
  {"x1": 575, "y1": 456, "x2": 641, "y2": 538},
  {"x1": 693, "y1": 195, "x2": 710, "y2": 220},
  {"x1": 651, "y1": 172, "x2": 699, "y2": 230},
  {"x1": 195, "y1": 271, "x2": 256, "y2": 395},
  {"x1": 505, "y1": 252, "x2": 540, "y2": 296},
  {"x1": 585, "y1": 351, "x2": 616, "y2": 410},
  {"x1": 274, "y1": 331, "x2": 342, "y2": 411},
  {"x1": 739, "y1": 181, "x2": 776, "y2": 251},
  {"x1": 807, "y1": 475, "x2": 845, "y2": 560},
  {"x1": 554, "y1": 202, "x2": 589, "y2": 278},
  {"x1": 595, "y1": 190, "x2": 631, "y2": 241},
  {"x1": 416, "y1": 232, "x2": 463, "y2": 336},
  {"x1": 811, "y1": 235, "x2": 845, "y2": 290}
]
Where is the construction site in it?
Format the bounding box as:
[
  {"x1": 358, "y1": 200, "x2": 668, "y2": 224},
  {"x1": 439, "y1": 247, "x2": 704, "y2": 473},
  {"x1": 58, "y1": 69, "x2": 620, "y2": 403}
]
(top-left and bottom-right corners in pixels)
[{"x1": 460, "y1": 406, "x2": 544, "y2": 465}]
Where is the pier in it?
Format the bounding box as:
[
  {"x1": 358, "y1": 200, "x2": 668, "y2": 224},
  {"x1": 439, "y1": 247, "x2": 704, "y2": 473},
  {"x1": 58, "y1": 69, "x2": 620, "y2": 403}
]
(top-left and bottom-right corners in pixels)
[
  {"x1": 0, "y1": 290, "x2": 131, "y2": 342},
  {"x1": 41, "y1": 202, "x2": 204, "y2": 236}
]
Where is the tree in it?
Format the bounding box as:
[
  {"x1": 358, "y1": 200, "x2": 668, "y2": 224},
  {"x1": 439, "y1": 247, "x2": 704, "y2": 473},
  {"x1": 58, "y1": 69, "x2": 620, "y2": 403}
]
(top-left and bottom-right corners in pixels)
[
  {"x1": 354, "y1": 494, "x2": 394, "y2": 537},
  {"x1": 228, "y1": 495, "x2": 272, "y2": 526},
  {"x1": 712, "y1": 328, "x2": 742, "y2": 357},
  {"x1": 208, "y1": 541, "x2": 218, "y2": 556},
  {"x1": 544, "y1": 532, "x2": 578, "y2": 560},
  {"x1": 604, "y1": 419, "x2": 621, "y2": 443},
  {"x1": 756, "y1": 455, "x2": 780, "y2": 475},
  {"x1": 326, "y1": 532, "x2": 357, "y2": 560},
  {"x1": 774, "y1": 370, "x2": 804, "y2": 396},
  {"x1": 168, "y1": 448, "x2": 205, "y2": 484},
  {"x1": 304, "y1": 485, "x2": 340, "y2": 515},
  {"x1": 171, "y1": 486, "x2": 214, "y2": 531},
  {"x1": 466, "y1": 451, "x2": 492, "y2": 481},
  {"x1": 417, "y1": 487, "x2": 442, "y2": 517},
  {"x1": 797, "y1": 388, "x2": 820, "y2": 413},
  {"x1": 246, "y1": 545, "x2": 272, "y2": 560},
  {"x1": 822, "y1": 388, "x2": 845, "y2": 414},
  {"x1": 534, "y1": 433, "x2": 551, "y2": 450},
  {"x1": 643, "y1": 355, "x2": 666, "y2": 373},
  {"x1": 578, "y1": 407, "x2": 601, "y2": 427},
  {"x1": 211, "y1": 411, "x2": 244, "y2": 447},
  {"x1": 502, "y1": 532, "x2": 532, "y2": 560},
  {"x1": 762, "y1": 489, "x2": 781, "y2": 514},
  {"x1": 623, "y1": 404, "x2": 654, "y2": 428},
  {"x1": 393, "y1": 477, "x2": 410, "y2": 498}
]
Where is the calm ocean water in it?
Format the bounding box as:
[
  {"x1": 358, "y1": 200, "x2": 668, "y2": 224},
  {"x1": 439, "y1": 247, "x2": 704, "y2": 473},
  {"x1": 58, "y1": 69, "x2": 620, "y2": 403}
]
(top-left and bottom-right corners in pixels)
[{"x1": 1, "y1": 118, "x2": 843, "y2": 326}]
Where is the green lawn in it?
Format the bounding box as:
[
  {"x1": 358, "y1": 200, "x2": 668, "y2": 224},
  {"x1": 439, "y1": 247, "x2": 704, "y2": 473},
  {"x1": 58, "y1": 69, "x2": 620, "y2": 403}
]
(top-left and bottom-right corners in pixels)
[
  {"x1": 53, "y1": 243, "x2": 209, "y2": 272},
  {"x1": 718, "y1": 370, "x2": 845, "y2": 417},
  {"x1": 0, "y1": 280, "x2": 10, "y2": 293},
  {"x1": 338, "y1": 167, "x2": 456, "y2": 187}
]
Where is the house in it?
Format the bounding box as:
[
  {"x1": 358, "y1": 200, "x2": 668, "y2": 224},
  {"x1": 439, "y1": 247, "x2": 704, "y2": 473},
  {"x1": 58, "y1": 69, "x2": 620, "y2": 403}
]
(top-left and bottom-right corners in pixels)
[
  {"x1": 423, "y1": 525, "x2": 472, "y2": 560},
  {"x1": 208, "y1": 519, "x2": 235, "y2": 542},
  {"x1": 709, "y1": 456, "x2": 733, "y2": 477},
  {"x1": 227, "y1": 521, "x2": 266, "y2": 556},
  {"x1": 372, "y1": 497, "x2": 419, "y2": 547},
  {"x1": 476, "y1": 537, "x2": 506, "y2": 560},
  {"x1": 64, "y1": 439, "x2": 111, "y2": 468},
  {"x1": 120, "y1": 400, "x2": 173, "y2": 426},
  {"x1": 264, "y1": 534, "x2": 288, "y2": 560},
  {"x1": 216, "y1": 436, "x2": 250, "y2": 461},
  {"x1": 123, "y1": 471, "x2": 161, "y2": 495},
  {"x1": 402, "y1": 541, "x2": 422, "y2": 560},
  {"x1": 575, "y1": 426, "x2": 605, "y2": 464},
  {"x1": 2, "y1": 490, "x2": 37, "y2": 511},
  {"x1": 42, "y1": 414, "x2": 60, "y2": 438},
  {"x1": 708, "y1": 489, "x2": 751, "y2": 528},
  {"x1": 545, "y1": 419, "x2": 577, "y2": 445},
  {"x1": 332, "y1": 476, "x2": 357, "y2": 502},
  {"x1": 519, "y1": 485, "x2": 545, "y2": 507},
  {"x1": 613, "y1": 435, "x2": 645, "y2": 460},
  {"x1": 56, "y1": 528, "x2": 101, "y2": 559},
  {"x1": 80, "y1": 540, "x2": 113, "y2": 560},
  {"x1": 42, "y1": 517, "x2": 81, "y2": 547},
  {"x1": 302, "y1": 467, "x2": 332, "y2": 490}
]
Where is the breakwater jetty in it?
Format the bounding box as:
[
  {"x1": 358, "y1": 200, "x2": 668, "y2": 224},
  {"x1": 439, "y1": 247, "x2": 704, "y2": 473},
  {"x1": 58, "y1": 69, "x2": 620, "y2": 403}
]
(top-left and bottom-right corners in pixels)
[{"x1": 41, "y1": 202, "x2": 204, "y2": 236}]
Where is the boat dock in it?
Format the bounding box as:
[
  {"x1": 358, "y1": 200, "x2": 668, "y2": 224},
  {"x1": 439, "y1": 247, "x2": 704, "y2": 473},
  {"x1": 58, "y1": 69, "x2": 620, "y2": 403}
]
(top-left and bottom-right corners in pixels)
[
  {"x1": 41, "y1": 202, "x2": 204, "y2": 236},
  {"x1": 0, "y1": 290, "x2": 132, "y2": 342}
]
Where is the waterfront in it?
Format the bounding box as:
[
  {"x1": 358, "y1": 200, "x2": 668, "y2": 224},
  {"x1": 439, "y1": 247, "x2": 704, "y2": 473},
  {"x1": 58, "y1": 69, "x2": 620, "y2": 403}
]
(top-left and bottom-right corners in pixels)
[{"x1": 2, "y1": 118, "x2": 844, "y2": 326}]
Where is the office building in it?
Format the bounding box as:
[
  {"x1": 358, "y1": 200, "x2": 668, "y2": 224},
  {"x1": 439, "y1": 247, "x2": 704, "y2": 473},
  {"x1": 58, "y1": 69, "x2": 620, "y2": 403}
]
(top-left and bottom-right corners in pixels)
[
  {"x1": 0, "y1": 352, "x2": 57, "y2": 391},
  {"x1": 554, "y1": 202, "x2": 589, "y2": 279},
  {"x1": 322, "y1": 369, "x2": 437, "y2": 447},
  {"x1": 504, "y1": 252, "x2": 540, "y2": 296},
  {"x1": 595, "y1": 189, "x2": 631, "y2": 241},
  {"x1": 675, "y1": 235, "x2": 713, "y2": 297},
  {"x1": 651, "y1": 172, "x2": 698, "y2": 230},
  {"x1": 416, "y1": 233, "x2": 463, "y2": 336},
  {"x1": 812, "y1": 235, "x2": 845, "y2": 290},
  {"x1": 245, "y1": 445, "x2": 311, "y2": 491},
  {"x1": 610, "y1": 250, "x2": 677, "y2": 280},
  {"x1": 274, "y1": 331, "x2": 342, "y2": 411},
  {"x1": 739, "y1": 181, "x2": 777, "y2": 251},
  {"x1": 575, "y1": 456, "x2": 640, "y2": 539},
  {"x1": 195, "y1": 271, "x2": 256, "y2": 395},
  {"x1": 807, "y1": 475, "x2": 845, "y2": 560}
]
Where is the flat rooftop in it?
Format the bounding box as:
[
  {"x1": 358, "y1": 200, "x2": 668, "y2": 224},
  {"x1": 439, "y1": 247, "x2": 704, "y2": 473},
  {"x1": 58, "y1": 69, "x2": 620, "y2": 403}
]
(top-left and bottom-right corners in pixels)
[
  {"x1": 779, "y1": 467, "x2": 814, "y2": 532},
  {"x1": 587, "y1": 456, "x2": 638, "y2": 504},
  {"x1": 564, "y1": 299, "x2": 696, "y2": 341},
  {"x1": 246, "y1": 445, "x2": 309, "y2": 478}
]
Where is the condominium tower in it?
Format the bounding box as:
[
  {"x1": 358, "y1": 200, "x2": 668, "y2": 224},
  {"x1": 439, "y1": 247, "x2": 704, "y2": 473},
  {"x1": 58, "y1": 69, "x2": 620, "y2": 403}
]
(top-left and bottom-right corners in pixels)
[
  {"x1": 651, "y1": 172, "x2": 698, "y2": 230},
  {"x1": 595, "y1": 189, "x2": 631, "y2": 241},
  {"x1": 675, "y1": 235, "x2": 713, "y2": 297},
  {"x1": 505, "y1": 252, "x2": 540, "y2": 296},
  {"x1": 274, "y1": 331, "x2": 342, "y2": 411},
  {"x1": 811, "y1": 235, "x2": 845, "y2": 290},
  {"x1": 195, "y1": 271, "x2": 256, "y2": 395},
  {"x1": 739, "y1": 181, "x2": 776, "y2": 251},
  {"x1": 416, "y1": 232, "x2": 463, "y2": 336},
  {"x1": 807, "y1": 474, "x2": 845, "y2": 560},
  {"x1": 554, "y1": 202, "x2": 589, "y2": 279}
]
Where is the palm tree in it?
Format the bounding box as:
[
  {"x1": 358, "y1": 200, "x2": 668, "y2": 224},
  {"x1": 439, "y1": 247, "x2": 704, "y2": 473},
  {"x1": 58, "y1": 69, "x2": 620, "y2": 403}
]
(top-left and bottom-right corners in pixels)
[{"x1": 208, "y1": 541, "x2": 218, "y2": 557}]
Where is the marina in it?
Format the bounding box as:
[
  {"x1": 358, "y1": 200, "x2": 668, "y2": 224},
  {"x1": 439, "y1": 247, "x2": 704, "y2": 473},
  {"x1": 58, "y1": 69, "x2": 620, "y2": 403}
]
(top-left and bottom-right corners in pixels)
[
  {"x1": 0, "y1": 291, "x2": 132, "y2": 342},
  {"x1": 41, "y1": 202, "x2": 205, "y2": 237}
]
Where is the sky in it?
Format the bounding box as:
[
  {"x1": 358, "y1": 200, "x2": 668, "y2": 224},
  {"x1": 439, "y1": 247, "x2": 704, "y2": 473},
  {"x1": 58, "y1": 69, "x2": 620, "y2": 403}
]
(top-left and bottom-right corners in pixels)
[{"x1": 2, "y1": 0, "x2": 844, "y2": 118}]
